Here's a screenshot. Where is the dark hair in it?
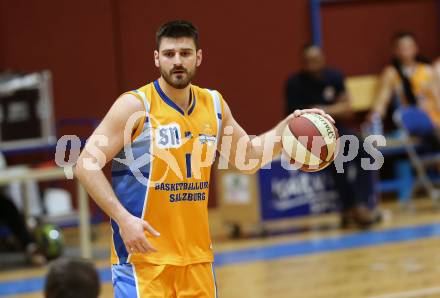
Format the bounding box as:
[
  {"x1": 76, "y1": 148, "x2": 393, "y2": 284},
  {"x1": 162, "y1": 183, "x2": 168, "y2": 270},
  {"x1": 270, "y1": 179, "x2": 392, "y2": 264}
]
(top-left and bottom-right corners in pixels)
[
  {"x1": 44, "y1": 258, "x2": 100, "y2": 298},
  {"x1": 156, "y1": 20, "x2": 199, "y2": 49},
  {"x1": 391, "y1": 31, "x2": 431, "y2": 105},
  {"x1": 392, "y1": 31, "x2": 416, "y2": 43}
]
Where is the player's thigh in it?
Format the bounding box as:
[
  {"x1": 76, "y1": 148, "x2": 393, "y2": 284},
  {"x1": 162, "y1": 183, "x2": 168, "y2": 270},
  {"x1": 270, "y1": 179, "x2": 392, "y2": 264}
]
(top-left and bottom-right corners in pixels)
[
  {"x1": 135, "y1": 263, "x2": 175, "y2": 298},
  {"x1": 112, "y1": 263, "x2": 174, "y2": 298},
  {"x1": 177, "y1": 262, "x2": 217, "y2": 298}
]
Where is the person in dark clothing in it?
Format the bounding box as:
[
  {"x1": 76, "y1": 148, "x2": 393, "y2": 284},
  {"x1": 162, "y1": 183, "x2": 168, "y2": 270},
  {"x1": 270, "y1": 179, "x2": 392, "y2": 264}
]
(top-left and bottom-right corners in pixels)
[
  {"x1": 0, "y1": 151, "x2": 46, "y2": 266},
  {"x1": 285, "y1": 45, "x2": 380, "y2": 228},
  {"x1": 0, "y1": 191, "x2": 46, "y2": 265}
]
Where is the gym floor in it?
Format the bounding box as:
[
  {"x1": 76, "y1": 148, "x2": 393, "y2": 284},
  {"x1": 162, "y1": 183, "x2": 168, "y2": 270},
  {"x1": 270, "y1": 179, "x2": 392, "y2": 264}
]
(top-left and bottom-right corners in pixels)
[{"x1": 1, "y1": 197, "x2": 440, "y2": 298}]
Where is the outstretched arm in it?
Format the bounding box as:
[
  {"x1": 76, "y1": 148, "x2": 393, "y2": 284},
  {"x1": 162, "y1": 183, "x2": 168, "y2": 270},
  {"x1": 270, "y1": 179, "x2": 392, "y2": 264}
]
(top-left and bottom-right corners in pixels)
[
  {"x1": 219, "y1": 99, "x2": 334, "y2": 174},
  {"x1": 75, "y1": 94, "x2": 159, "y2": 254}
]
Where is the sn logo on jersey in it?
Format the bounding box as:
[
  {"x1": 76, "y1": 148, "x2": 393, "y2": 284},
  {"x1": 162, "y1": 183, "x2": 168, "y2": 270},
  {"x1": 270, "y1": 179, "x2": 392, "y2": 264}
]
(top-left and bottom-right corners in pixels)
[{"x1": 155, "y1": 123, "x2": 182, "y2": 149}]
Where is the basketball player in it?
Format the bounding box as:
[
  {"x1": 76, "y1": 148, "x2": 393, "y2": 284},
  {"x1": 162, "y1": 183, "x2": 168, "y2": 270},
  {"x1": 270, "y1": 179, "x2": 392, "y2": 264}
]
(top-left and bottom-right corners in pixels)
[{"x1": 76, "y1": 20, "x2": 334, "y2": 297}]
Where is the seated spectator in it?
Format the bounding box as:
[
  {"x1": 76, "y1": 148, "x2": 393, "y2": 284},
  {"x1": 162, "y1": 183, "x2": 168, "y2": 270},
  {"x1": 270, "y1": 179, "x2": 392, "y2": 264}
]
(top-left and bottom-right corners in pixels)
[
  {"x1": 44, "y1": 258, "x2": 100, "y2": 298},
  {"x1": 0, "y1": 151, "x2": 46, "y2": 266},
  {"x1": 285, "y1": 44, "x2": 380, "y2": 228},
  {"x1": 371, "y1": 32, "x2": 440, "y2": 128}
]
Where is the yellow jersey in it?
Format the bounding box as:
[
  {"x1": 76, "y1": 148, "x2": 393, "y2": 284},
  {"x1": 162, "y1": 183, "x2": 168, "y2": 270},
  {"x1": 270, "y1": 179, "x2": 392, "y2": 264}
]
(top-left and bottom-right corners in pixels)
[
  {"x1": 394, "y1": 63, "x2": 440, "y2": 127},
  {"x1": 110, "y1": 80, "x2": 224, "y2": 265}
]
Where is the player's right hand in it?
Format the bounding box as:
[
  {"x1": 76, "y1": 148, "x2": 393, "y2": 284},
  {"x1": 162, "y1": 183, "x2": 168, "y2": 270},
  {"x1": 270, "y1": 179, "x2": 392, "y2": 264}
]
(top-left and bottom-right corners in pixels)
[{"x1": 119, "y1": 215, "x2": 160, "y2": 254}]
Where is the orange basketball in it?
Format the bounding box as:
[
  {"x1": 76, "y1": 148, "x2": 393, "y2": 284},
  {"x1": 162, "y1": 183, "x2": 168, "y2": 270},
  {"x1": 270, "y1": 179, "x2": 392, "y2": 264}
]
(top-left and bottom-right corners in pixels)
[{"x1": 282, "y1": 113, "x2": 339, "y2": 172}]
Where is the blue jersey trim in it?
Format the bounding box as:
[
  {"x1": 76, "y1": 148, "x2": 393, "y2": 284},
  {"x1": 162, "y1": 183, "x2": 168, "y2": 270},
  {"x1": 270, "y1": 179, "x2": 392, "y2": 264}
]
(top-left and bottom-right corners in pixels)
[
  {"x1": 111, "y1": 170, "x2": 150, "y2": 178},
  {"x1": 154, "y1": 80, "x2": 195, "y2": 116},
  {"x1": 111, "y1": 119, "x2": 151, "y2": 263},
  {"x1": 111, "y1": 220, "x2": 129, "y2": 263},
  {"x1": 188, "y1": 95, "x2": 197, "y2": 115},
  {"x1": 154, "y1": 80, "x2": 184, "y2": 115}
]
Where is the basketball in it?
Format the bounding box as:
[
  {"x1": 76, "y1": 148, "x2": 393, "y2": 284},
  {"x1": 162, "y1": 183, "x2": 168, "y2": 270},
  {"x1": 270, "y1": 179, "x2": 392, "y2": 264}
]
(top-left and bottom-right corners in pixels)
[
  {"x1": 34, "y1": 223, "x2": 64, "y2": 260},
  {"x1": 282, "y1": 113, "x2": 339, "y2": 172}
]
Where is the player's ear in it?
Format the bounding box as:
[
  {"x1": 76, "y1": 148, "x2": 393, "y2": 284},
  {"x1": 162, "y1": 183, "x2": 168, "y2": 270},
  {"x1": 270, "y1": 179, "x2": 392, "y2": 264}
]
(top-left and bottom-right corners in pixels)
[
  {"x1": 154, "y1": 50, "x2": 160, "y2": 67},
  {"x1": 196, "y1": 49, "x2": 202, "y2": 67}
]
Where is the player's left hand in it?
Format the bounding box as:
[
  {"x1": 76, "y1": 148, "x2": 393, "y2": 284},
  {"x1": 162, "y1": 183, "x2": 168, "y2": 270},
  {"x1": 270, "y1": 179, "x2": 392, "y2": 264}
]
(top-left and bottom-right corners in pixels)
[{"x1": 290, "y1": 108, "x2": 335, "y2": 124}]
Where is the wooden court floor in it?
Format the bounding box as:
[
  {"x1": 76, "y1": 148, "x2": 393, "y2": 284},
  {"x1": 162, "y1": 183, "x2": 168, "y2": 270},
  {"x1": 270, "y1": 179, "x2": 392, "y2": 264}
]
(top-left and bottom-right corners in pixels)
[{"x1": 1, "y1": 198, "x2": 440, "y2": 298}]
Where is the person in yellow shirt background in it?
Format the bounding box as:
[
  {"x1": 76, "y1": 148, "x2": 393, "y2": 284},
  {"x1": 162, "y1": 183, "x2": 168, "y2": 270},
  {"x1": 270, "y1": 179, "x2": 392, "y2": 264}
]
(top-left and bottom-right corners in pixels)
[{"x1": 372, "y1": 32, "x2": 440, "y2": 129}]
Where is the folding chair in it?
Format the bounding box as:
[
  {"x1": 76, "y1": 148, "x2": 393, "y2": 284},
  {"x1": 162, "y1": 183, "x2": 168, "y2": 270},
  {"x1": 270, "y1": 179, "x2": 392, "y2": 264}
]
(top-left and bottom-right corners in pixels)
[{"x1": 393, "y1": 106, "x2": 440, "y2": 203}]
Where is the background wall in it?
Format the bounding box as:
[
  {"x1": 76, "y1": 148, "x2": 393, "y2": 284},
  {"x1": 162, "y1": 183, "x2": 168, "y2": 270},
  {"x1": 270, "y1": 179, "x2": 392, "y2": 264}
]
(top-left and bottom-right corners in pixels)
[
  {"x1": 322, "y1": 0, "x2": 440, "y2": 75},
  {"x1": 0, "y1": 0, "x2": 119, "y2": 122},
  {"x1": 1, "y1": 0, "x2": 438, "y2": 132},
  {"x1": 0, "y1": 0, "x2": 309, "y2": 134}
]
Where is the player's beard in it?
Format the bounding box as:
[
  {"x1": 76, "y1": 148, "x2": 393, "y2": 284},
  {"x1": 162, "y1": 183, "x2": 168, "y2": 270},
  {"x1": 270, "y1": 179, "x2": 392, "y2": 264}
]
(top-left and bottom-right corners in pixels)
[{"x1": 160, "y1": 65, "x2": 196, "y2": 89}]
